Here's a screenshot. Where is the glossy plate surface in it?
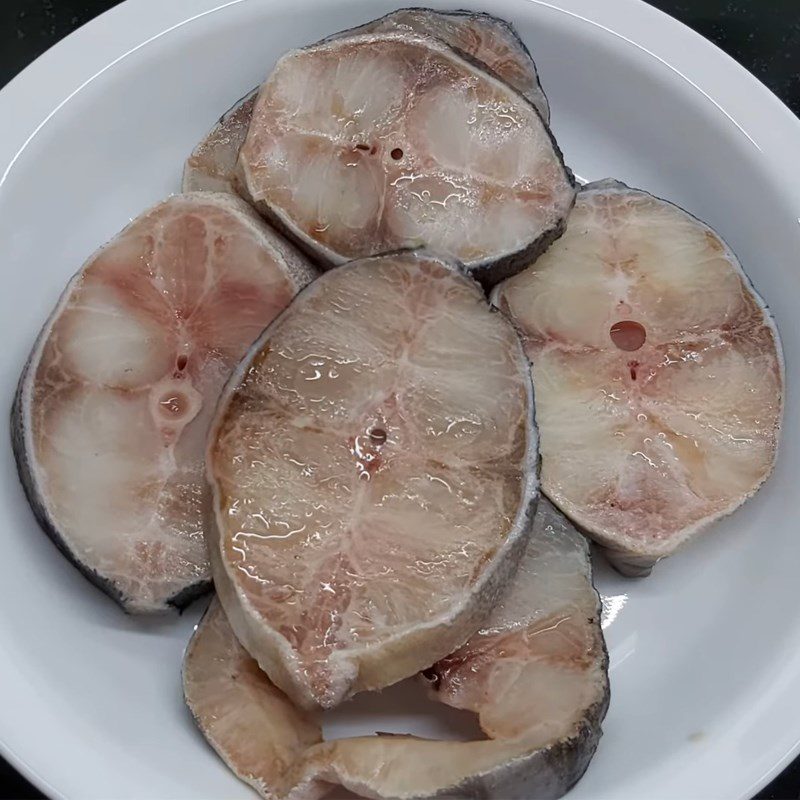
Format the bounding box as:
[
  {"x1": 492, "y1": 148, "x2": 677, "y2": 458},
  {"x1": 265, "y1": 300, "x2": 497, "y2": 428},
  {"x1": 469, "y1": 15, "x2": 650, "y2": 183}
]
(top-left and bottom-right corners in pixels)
[{"x1": 0, "y1": 1, "x2": 797, "y2": 798}]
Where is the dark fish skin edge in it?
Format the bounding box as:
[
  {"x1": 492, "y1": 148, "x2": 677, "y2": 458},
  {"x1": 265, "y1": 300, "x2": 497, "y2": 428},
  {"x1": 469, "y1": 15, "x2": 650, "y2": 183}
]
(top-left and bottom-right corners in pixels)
[
  {"x1": 470, "y1": 206, "x2": 571, "y2": 293},
  {"x1": 215, "y1": 87, "x2": 258, "y2": 127},
  {"x1": 10, "y1": 341, "x2": 211, "y2": 615},
  {"x1": 236, "y1": 26, "x2": 575, "y2": 291}
]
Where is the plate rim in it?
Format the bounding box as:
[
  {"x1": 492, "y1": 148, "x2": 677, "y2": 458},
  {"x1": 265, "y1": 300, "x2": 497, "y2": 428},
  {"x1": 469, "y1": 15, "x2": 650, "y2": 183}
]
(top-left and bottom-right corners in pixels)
[{"x1": 1, "y1": 0, "x2": 799, "y2": 798}]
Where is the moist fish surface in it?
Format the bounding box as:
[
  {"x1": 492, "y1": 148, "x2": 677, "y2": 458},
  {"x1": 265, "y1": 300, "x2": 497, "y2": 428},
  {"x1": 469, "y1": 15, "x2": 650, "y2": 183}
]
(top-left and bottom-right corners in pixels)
[
  {"x1": 183, "y1": 8, "x2": 548, "y2": 196},
  {"x1": 12, "y1": 193, "x2": 318, "y2": 612},
  {"x1": 324, "y1": 8, "x2": 550, "y2": 122},
  {"x1": 182, "y1": 597, "x2": 321, "y2": 799},
  {"x1": 236, "y1": 31, "x2": 574, "y2": 287},
  {"x1": 206, "y1": 252, "x2": 538, "y2": 709},
  {"x1": 183, "y1": 498, "x2": 608, "y2": 800},
  {"x1": 493, "y1": 179, "x2": 784, "y2": 575},
  {"x1": 183, "y1": 91, "x2": 258, "y2": 194}
]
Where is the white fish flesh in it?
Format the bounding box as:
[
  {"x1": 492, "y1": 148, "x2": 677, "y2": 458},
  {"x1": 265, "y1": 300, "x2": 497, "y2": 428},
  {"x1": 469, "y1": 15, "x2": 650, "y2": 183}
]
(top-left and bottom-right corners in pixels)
[
  {"x1": 493, "y1": 179, "x2": 784, "y2": 575},
  {"x1": 206, "y1": 251, "x2": 537, "y2": 708},
  {"x1": 12, "y1": 193, "x2": 318, "y2": 612},
  {"x1": 325, "y1": 8, "x2": 550, "y2": 122},
  {"x1": 183, "y1": 498, "x2": 608, "y2": 800},
  {"x1": 183, "y1": 91, "x2": 258, "y2": 194},
  {"x1": 236, "y1": 31, "x2": 575, "y2": 287},
  {"x1": 182, "y1": 8, "x2": 548, "y2": 196},
  {"x1": 182, "y1": 597, "x2": 321, "y2": 799}
]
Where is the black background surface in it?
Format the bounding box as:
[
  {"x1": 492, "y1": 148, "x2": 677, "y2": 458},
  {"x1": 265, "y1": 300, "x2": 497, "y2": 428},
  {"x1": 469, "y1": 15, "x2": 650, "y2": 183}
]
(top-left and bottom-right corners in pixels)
[{"x1": 0, "y1": 1, "x2": 798, "y2": 798}]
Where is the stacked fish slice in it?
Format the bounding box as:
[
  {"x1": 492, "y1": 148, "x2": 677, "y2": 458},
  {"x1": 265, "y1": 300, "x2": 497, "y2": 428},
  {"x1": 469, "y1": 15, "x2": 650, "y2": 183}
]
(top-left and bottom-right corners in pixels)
[{"x1": 11, "y1": 8, "x2": 783, "y2": 800}]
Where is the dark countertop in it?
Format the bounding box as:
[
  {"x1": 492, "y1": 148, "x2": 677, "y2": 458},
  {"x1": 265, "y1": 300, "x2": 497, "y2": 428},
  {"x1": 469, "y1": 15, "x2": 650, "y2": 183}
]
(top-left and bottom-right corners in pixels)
[{"x1": 0, "y1": 1, "x2": 798, "y2": 799}]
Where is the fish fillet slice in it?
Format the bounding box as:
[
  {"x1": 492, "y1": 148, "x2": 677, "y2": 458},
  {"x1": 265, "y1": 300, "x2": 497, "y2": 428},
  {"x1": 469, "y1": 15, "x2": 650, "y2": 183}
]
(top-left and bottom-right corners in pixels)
[
  {"x1": 182, "y1": 597, "x2": 322, "y2": 798},
  {"x1": 12, "y1": 193, "x2": 318, "y2": 612},
  {"x1": 493, "y1": 179, "x2": 784, "y2": 575},
  {"x1": 183, "y1": 499, "x2": 607, "y2": 800},
  {"x1": 236, "y1": 32, "x2": 574, "y2": 287},
  {"x1": 206, "y1": 252, "x2": 537, "y2": 708},
  {"x1": 182, "y1": 8, "x2": 548, "y2": 196}
]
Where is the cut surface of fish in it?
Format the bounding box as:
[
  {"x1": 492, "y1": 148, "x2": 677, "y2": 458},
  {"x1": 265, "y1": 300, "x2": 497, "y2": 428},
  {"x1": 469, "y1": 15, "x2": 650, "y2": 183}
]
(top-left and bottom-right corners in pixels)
[
  {"x1": 12, "y1": 193, "x2": 318, "y2": 613},
  {"x1": 183, "y1": 498, "x2": 607, "y2": 800},
  {"x1": 183, "y1": 8, "x2": 548, "y2": 199},
  {"x1": 206, "y1": 252, "x2": 537, "y2": 709},
  {"x1": 494, "y1": 179, "x2": 784, "y2": 575},
  {"x1": 183, "y1": 91, "x2": 258, "y2": 193},
  {"x1": 326, "y1": 8, "x2": 549, "y2": 122},
  {"x1": 183, "y1": 598, "x2": 323, "y2": 798},
  {"x1": 236, "y1": 32, "x2": 574, "y2": 287}
]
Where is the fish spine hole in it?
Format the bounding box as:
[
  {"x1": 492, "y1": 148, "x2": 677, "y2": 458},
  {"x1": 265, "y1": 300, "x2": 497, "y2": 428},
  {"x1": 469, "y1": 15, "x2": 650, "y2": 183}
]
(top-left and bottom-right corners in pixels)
[
  {"x1": 610, "y1": 320, "x2": 646, "y2": 352},
  {"x1": 369, "y1": 428, "x2": 387, "y2": 445}
]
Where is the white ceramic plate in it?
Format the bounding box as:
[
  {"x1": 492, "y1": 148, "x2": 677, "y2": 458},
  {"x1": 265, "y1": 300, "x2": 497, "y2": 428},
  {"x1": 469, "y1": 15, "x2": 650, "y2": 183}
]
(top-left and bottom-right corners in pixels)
[{"x1": 1, "y1": 0, "x2": 798, "y2": 798}]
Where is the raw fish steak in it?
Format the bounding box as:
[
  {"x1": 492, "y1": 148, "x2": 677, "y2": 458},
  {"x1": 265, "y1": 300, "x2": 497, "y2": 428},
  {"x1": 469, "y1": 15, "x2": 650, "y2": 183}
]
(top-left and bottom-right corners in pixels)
[
  {"x1": 12, "y1": 193, "x2": 317, "y2": 612},
  {"x1": 206, "y1": 252, "x2": 537, "y2": 708},
  {"x1": 494, "y1": 179, "x2": 783, "y2": 575},
  {"x1": 184, "y1": 499, "x2": 607, "y2": 800},
  {"x1": 236, "y1": 31, "x2": 574, "y2": 287}
]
